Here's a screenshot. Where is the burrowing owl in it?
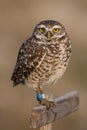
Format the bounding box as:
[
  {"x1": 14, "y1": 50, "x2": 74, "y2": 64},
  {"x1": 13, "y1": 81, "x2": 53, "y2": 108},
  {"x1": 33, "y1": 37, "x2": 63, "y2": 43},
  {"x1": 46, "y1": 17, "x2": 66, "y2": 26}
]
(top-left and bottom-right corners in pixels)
[{"x1": 11, "y1": 20, "x2": 71, "y2": 109}]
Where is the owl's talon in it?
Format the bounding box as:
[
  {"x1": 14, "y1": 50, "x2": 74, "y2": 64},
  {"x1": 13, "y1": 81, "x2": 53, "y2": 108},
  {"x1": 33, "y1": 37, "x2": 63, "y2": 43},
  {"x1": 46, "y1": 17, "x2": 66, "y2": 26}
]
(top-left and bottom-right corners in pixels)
[{"x1": 40, "y1": 99, "x2": 57, "y2": 110}]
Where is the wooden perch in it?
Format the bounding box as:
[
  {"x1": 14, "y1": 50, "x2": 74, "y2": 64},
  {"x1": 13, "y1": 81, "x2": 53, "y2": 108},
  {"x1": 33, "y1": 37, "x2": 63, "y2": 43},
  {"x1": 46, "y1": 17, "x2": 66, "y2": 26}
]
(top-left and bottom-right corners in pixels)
[{"x1": 29, "y1": 91, "x2": 79, "y2": 128}]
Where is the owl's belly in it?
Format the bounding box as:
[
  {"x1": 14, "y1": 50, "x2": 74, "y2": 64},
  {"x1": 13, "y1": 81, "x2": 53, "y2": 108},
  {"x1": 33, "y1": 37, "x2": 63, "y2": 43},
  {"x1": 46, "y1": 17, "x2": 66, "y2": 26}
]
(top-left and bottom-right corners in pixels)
[{"x1": 26, "y1": 54, "x2": 67, "y2": 89}]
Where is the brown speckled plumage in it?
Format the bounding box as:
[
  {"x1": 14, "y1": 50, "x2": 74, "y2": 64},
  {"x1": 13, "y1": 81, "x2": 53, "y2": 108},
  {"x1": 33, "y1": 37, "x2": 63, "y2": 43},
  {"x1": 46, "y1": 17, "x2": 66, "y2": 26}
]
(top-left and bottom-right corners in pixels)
[{"x1": 11, "y1": 20, "x2": 71, "y2": 106}]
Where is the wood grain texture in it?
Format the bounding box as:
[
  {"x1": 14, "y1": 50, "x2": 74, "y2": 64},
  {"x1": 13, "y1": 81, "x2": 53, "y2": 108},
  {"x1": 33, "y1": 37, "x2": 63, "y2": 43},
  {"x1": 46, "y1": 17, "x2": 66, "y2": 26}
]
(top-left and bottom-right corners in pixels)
[{"x1": 29, "y1": 91, "x2": 79, "y2": 128}]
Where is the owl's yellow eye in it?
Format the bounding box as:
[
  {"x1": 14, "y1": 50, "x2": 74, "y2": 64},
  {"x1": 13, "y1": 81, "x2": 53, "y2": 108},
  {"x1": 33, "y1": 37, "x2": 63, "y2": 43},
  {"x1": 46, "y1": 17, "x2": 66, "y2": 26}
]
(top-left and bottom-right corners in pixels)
[
  {"x1": 39, "y1": 28, "x2": 45, "y2": 33},
  {"x1": 53, "y1": 28, "x2": 59, "y2": 33}
]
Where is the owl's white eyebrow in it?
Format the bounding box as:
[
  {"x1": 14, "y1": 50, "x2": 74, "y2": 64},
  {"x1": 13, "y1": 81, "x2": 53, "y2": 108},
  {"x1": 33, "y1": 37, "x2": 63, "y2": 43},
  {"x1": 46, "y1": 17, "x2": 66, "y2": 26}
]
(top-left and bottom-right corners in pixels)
[
  {"x1": 52, "y1": 25, "x2": 61, "y2": 29},
  {"x1": 37, "y1": 25, "x2": 46, "y2": 29},
  {"x1": 37, "y1": 25, "x2": 61, "y2": 30}
]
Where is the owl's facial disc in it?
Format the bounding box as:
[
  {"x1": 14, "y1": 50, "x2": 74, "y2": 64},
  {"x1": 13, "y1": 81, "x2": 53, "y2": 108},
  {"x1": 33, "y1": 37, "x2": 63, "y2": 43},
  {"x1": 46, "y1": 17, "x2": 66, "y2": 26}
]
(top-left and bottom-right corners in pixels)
[
  {"x1": 33, "y1": 23, "x2": 63, "y2": 41},
  {"x1": 37, "y1": 25, "x2": 58, "y2": 41}
]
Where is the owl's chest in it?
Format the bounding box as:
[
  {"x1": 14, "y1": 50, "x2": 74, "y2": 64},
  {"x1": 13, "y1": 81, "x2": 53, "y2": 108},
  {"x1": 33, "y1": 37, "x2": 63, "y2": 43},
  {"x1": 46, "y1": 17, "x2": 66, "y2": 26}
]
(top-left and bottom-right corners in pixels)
[
  {"x1": 44, "y1": 43, "x2": 68, "y2": 67},
  {"x1": 28, "y1": 43, "x2": 70, "y2": 86}
]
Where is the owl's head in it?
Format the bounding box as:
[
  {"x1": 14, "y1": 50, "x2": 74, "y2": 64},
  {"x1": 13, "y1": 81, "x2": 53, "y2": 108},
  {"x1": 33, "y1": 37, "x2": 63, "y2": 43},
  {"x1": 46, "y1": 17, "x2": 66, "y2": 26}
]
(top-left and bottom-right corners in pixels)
[{"x1": 33, "y1": 20, "x2": 66, "y2": 41}]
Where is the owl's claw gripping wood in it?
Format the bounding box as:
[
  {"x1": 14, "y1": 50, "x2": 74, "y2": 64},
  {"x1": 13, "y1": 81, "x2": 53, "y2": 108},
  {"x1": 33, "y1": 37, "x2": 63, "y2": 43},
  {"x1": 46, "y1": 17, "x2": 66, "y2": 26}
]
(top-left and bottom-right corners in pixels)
[
  {"x1": 37, "y1": 92, "x2": 57, "y2": 110},
  {"x1": 41, "y1": 99, "x2": 57, "y2": 110}
]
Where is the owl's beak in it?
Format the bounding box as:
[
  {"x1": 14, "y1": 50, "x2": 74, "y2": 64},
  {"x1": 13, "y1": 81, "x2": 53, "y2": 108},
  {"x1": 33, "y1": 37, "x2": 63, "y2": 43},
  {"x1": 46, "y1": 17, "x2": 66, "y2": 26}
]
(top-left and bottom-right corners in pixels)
[{"x1": 45, "y1": 31, "x2": 53, "y2": 41}]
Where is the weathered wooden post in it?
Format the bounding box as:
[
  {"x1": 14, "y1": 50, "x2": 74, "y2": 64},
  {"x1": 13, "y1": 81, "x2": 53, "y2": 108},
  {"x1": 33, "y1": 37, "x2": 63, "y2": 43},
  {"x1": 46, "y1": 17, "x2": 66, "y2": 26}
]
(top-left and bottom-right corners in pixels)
[{"x1": 29, "y1": 91, "x2": 79, "y2": 129}]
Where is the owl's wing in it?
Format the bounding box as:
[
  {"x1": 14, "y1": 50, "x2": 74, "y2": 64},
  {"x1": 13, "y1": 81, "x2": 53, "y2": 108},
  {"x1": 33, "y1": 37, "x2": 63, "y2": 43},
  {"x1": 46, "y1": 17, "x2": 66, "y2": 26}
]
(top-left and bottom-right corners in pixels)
[{"x1": 11, "y1": 38, "x2": 46, "y2": 86}]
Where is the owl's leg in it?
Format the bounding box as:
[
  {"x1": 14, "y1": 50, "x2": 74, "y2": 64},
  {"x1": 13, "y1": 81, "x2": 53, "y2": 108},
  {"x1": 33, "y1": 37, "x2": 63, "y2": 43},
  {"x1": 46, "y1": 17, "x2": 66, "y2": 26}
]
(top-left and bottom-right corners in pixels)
[
  {"x1": 35, "y1": 86, "x2": 57, "y2": 110},
  {"x1": 35, "y1": 86, "x2": 45, "y2": 103},
  {"x1": 34, "y1": 86, "x2": 43, "y2": 94}
]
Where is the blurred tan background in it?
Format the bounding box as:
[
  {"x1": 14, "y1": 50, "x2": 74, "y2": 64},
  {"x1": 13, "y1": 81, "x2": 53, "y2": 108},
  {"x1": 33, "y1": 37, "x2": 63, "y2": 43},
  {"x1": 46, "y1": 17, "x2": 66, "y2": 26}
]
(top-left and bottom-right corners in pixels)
[{"x1": 0, "y1": 0, "x2": 87, "y2": 130}]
